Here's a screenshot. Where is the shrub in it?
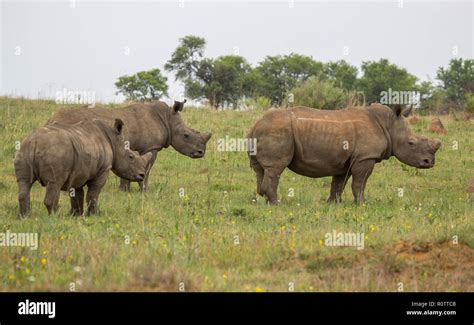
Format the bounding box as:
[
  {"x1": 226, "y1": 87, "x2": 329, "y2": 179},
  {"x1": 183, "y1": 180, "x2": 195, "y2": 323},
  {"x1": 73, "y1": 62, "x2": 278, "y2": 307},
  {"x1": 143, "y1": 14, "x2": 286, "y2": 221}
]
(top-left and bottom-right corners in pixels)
[
  {"x1": 464, "y1": 94, "x2": 474, "y2": 114},
  {"x1": 245, "y1": 96, "x2": 272, "y2": 110},
  {"x1": 285, "y1": 76, "x2": 347, "y2": 109}
]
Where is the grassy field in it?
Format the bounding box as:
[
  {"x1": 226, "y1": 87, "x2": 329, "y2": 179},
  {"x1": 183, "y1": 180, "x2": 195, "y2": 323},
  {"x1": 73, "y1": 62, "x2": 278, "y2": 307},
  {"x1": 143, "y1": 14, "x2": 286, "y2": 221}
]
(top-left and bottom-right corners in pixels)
[{"x1": 0, "y1": 96, "x2": 473, "y2": 292}]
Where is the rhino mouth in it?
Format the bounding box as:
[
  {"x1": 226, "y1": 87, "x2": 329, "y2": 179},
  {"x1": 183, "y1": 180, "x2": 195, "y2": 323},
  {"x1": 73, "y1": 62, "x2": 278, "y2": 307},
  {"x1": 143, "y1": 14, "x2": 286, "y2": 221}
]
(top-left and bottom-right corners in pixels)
[
  {"x1": 134, "y1": 173, "x2": 145, "y2": 182},
  {"x1": 190, "y1": 150, "x2": 205, "y2": 158},
  {"x1": 418, "y1": 158, "x2": 435, "y2": 169}
]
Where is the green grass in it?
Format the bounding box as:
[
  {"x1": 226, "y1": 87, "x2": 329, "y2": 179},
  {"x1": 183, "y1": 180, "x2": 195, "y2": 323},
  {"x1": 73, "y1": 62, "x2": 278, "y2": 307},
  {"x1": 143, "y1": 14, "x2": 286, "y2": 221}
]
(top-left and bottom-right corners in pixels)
[{"x1": 0, "y1": 97, "x2": 473, "y2": 292}]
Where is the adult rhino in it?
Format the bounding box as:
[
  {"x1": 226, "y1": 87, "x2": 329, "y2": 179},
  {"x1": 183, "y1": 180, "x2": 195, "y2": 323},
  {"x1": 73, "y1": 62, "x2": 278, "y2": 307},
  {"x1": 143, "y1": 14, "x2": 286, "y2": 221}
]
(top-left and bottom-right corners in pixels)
[
  {"x1": 47, "y1": 100, "x2": 212, "y2": 191},
  {"x1": 248, "y1": 104, "x2": 441, "y2": 204},
  {"x1": 15, "y1": 119, "x2": 152, "y2": 216}
]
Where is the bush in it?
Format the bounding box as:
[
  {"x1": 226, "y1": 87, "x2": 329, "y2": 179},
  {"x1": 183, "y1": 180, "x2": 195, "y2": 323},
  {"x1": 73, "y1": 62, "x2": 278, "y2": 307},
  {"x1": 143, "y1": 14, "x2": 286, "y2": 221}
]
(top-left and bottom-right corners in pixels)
[
  {"x1": 285, "y1": 76, "x2": 347, "y2": 109},
  {"x1": 245, "y1": 96, "x2": 272, "y2": 110},
  {"x1": 419, "y1": 88, "x2": 449, "y2": 115},
  {"x1": 465, "y1": 94, "x2": 474, "y2": 114}
]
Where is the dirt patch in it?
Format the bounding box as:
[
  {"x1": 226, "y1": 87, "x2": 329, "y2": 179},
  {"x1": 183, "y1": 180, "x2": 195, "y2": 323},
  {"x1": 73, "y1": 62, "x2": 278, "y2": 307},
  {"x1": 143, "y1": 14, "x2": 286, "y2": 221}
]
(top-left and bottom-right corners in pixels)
[
  {"x1": 296, "y1": 240, "x2": 474, "y2": 291},
  {"x1": 390, "y1": 241, "x2": 474, "y2": 290},
  {"x1": 394, "y1": 240, "x2": 474, "y2": 268},
  {"x1": 453, "y1": 111, "x2": 471, "y2": 121},
  {"x1": 467, "y1": 178, "x2": 474, "y2": 193}
]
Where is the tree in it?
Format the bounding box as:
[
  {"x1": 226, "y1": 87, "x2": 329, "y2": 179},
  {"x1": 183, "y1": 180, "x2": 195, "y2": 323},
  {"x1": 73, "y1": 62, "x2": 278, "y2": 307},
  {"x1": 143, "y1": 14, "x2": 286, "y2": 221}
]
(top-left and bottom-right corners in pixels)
[
  {"x1": 115, "y1": 69, "x2": 168, "y2": 101},
  {"x1": 358, "y1": 59, "x2": 418, "y2": 104},
  {"x1": 255, "y1": 53, "x2": 324, "y2": 105},
  {"x1": 184, "y1": 56, "x2": 254, "y2": 108},
  {"x1": 415, "y1": 80, "x2": 433, "y2": 112},
  {"x1": 287, "y1": 76, "x2": 347, "y2": 109},
  {"x1": 211, "y1": 56, "x2": 253, "y2": 107},
  {"x1": 436, "y1": 58, "x2": 474, "y2": 106},
  {"x1": 165, "y1": 36, "x2": 255, "y2": 108},
  {"x1": 164, "y1": 35, "x2": 206, "y2": 81},
  {"x1": 323, "y1": 60, "x2": 358, "y2": 91}
]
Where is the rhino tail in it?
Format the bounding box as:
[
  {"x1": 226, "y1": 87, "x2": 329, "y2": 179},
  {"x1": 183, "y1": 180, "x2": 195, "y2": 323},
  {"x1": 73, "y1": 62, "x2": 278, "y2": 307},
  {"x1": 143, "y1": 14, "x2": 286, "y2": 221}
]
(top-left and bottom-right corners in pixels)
[
  {"x1": 14, "y1": 139, "x2": 37, "y2": 185},
  {"x1": 246, "y1": 126, "x2": 255, "y2": 158},
  {"x1": 246, "y1": 126, "x2": 260, "y2": 172}
]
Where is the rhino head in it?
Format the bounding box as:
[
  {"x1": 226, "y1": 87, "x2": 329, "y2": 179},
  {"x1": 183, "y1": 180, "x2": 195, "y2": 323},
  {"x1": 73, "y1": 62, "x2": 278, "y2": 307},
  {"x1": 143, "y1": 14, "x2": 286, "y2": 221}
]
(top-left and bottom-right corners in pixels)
[
  {"x1": 168, "y1": 100, "x2": 212, "y2": 158},
  {"x1": 389, "y1": 105, "x2": 441, "y2": 169},
  {"x1": 110, "y1": 119, "x2": 153, "y2": 181}
]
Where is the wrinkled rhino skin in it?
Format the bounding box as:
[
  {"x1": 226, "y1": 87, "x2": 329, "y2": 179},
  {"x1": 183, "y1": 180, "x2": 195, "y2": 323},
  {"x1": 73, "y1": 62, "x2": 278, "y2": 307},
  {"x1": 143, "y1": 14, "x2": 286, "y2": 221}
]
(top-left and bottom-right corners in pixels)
[
  {"x1": 47, "y1": 100, "x2": 211, "y2": 192},
  {"x1": 248, "y1": 104, "x2": 441, "y2": 204},
  {"x1": 15, "y1": 119, "x2": 152, "y2": 216}
]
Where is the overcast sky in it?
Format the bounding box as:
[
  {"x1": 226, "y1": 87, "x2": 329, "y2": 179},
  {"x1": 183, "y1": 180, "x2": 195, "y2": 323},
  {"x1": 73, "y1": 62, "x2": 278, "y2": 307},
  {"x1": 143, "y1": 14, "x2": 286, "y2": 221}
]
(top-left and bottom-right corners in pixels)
[{"x1": 1, "y1": 0, "x2": 473, "y2": 103}]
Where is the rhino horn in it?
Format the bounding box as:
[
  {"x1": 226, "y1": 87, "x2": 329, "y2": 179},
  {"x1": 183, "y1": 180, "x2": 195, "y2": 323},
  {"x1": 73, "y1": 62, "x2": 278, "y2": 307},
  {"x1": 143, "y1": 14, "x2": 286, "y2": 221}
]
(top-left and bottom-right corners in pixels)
[
  {"x1": 203, "y1": 132, "x2": 212, "y2": 143},
  {"x1": 430, "y1": 138, "x2": 442, "y2": 152},
  {"x1": 142, "y1": 152, "x2": 153, "y2": 165}
]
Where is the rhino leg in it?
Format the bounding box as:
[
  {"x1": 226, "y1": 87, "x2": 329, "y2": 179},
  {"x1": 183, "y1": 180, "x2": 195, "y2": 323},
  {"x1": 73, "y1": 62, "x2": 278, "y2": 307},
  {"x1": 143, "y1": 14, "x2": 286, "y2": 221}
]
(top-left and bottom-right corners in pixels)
[
  {"x1": 18, "y1": 181, "x2": 32, "y2": 217},
  {"x1": 327, "y1": 173, "x2": 351, "y2": 203},
  {"x1": 70, "y1": 187, "x2": 84, "y2": 216},
  {"x1": 350, "y1": 160, "x2": 375, "y2": 204},
  {"x1": 139, "y1": 150, "x2": 158, "y2": 192},
  {"x1": 255, "y1": 169, "x2": 264, "y2": 197},
  {"x1": 253, "y1": 132, "x2": 294, "y2": 204},
  {"x1": 44, "y1": 182, "x2": 61, "y2": 215},
  {"x1": 249, "y1": 155, "x2": 264, "y2": 196},
  {"x1": 261, "y1": 168, "x2": 283, "y2": 205},
  {"x1": 86, "y1": 173, "x2": 108, "y2": 215},
  {"x1": 119, "y1": 178, "x2": 131, "y2": 192}
]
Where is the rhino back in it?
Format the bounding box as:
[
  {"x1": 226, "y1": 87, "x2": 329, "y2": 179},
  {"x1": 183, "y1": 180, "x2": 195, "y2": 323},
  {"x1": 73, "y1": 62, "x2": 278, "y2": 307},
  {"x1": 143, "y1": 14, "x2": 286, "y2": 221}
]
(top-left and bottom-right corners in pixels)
[
  {"x1": 291, "y1": 106, "x2": 387, "y2": 161},
  {"x1": 48, "y1": 103, "x2": 168, "y2": 154}
]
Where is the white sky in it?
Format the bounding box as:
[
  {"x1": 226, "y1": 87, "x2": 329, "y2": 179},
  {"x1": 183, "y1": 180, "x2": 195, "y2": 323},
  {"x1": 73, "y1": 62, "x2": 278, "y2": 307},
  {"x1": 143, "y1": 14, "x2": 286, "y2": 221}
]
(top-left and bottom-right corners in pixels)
[{"x1": 1, "y1": 0, "x2": 473, "y2": 103}]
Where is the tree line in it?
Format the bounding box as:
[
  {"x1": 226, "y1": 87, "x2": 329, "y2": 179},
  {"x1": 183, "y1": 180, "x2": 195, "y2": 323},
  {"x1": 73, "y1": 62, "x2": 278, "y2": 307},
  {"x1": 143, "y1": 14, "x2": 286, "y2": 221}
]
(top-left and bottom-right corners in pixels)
[{"x1": 115, "y1": 35, "x2": 474, "y2": 113}]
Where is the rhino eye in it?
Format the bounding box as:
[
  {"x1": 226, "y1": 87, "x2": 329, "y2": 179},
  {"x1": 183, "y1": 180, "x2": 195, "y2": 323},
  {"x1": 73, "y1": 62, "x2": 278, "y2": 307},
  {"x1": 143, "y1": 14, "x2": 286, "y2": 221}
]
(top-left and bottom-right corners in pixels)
[
  {"x1": 184, "y1": 133, "x2": 190, "y2": 138},
  {"x1": 408, "y1": 140, "x2": 415, "y2": 146},
  {"x1": 129, "y1": 154, "x2": 134, "y2": 159}
]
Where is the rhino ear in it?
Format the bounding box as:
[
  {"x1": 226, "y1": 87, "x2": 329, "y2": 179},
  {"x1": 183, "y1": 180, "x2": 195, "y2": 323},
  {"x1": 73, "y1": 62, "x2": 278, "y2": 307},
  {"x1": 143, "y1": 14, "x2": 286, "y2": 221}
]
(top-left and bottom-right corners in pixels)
[
  {"x1": 114, "y1": 118, "x2": 124, "y2": 135},
  {"x1": 401, "y1": 105, "x2": 413, "y2": 117},
  {"x1": 173, "y1": 99, "x2": 187, "y2": 113},
  {"x1": 392, "y1": 104, "x2": 403, "y2": 117}
]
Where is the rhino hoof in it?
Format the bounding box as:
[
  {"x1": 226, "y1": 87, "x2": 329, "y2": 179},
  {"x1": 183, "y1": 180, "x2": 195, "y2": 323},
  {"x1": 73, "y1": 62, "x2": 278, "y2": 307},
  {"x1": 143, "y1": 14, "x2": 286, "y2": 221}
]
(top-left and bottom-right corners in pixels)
[
  {"x1": 119, "y1": 185, "x2": 131, "y2": 192},
  {"x1": 327, "y1": 197, "x2": 342, "y2": 204},
  {"x1": 267, "y1": 199, "x2": 280, "y2": 206}
]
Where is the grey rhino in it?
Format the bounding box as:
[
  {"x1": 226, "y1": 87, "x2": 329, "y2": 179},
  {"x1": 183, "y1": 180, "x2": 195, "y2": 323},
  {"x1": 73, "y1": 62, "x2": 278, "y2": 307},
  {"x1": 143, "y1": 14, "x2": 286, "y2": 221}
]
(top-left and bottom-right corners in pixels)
[
  {"x1": 248, "y1": 104, "x2": 441, "y2": 204},
  {"x1": 14, "y1": 118, "x2": 152, "y2": 216},
  {"x1": 47, "y1": 100, "x2": 212, "y2": 192}
]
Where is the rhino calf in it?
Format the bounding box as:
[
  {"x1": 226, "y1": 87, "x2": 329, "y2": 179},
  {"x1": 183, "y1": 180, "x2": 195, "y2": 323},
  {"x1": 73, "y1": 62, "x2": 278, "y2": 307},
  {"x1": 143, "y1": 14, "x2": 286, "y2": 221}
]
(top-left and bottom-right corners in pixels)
[
  {"x1": 248, "y1": 104, "x2": 441, "y2": 204},
  {"x1": 14, "y1": 119, "x2": 152, "y2": 216}
]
